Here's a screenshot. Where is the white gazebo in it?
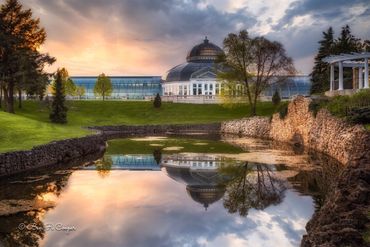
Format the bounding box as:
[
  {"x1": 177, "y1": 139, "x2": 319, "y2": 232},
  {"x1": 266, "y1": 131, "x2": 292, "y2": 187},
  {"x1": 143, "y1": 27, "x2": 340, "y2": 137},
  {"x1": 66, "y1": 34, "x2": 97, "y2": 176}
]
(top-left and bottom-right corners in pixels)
[{"x1": 323, "y1": 52, "x2": 370, "y2": 96}]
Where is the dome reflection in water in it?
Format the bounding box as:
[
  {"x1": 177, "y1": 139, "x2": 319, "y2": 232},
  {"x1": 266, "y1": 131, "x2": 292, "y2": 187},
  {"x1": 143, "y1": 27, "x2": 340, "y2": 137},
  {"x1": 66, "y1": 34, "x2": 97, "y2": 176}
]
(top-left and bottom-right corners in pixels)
[{"x1": 0, "y1": 137, "x2": 343, "y2": 247}]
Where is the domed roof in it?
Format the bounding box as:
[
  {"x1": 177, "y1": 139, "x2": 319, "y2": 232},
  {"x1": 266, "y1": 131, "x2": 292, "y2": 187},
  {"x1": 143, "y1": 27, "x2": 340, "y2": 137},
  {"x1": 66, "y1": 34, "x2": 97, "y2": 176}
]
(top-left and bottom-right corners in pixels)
[
  {"x1": 186, "y1": 185, "x2": 226, "y2": 210},
  {"x1": 165, "y1": 37, "x2": 224, "y2": 82},
  {"x1": 186, "y1": 37, "x2": 224, "y2": 63}
]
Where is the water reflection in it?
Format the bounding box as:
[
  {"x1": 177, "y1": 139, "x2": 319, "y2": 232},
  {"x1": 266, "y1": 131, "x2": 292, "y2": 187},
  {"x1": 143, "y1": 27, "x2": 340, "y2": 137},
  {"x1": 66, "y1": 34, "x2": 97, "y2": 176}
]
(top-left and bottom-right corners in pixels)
[
  {"x1": 220, "y1": 163, "x2": 286, "y2": 217},
  {"x1": 0, "y1": 138, "x2": 344, "y2": 247}
]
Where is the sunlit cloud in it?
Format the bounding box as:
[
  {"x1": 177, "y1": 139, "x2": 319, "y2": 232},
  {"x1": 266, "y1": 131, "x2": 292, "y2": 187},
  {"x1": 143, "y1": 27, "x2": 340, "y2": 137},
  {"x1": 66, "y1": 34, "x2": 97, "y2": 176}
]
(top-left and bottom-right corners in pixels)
[{"x1": 2, "y1": 0, "x2": 368, "y2": 76}]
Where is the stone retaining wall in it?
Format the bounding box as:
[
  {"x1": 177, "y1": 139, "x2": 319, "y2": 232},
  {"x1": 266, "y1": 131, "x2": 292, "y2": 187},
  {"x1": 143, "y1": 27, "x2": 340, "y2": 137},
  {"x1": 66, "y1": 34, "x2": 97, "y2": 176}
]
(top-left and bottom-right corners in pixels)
[
  {"x1": 221, "y1": 96, "x2": 370, "y2": 246},
  {"x1": 0, "y1": 123, "x2": 221, "y2": 177},
  {"x1": 89, "y1": 123, "x2": 221, "y2": 135},
  {"x1": 221, "y1": 96, "x2": 370, "y2": 165},
  {"x1": 0, "y1": 135, "x2": 107, "y2": 177}
]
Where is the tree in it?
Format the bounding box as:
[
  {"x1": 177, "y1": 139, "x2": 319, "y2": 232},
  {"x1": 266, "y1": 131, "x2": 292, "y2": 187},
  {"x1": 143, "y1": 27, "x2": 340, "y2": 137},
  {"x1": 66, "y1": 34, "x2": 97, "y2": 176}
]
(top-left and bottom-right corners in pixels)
[
  {"x1": 310, "y1": 25, "x2": 364, "y2": 94},
  {"x1": 220, "y1": 162, "x2": 286, "y2": 217},
  {"x1": 272, "y1": 90, "x2": 281, "y2": 106},
  {"x1": 310, "y1": 27, "x2": 334, "y2": 94},
  {"x1": 333, "y1": 25, "x2": 362, "y2": 54},
  {"x1": 0, "y1": 0, "x2": 54, "y2": 113},
  {"x1": 153, "y1": 93, "x2": 161, "y2": 108},
  {"x1": 363, "y1": 40, "x2": 370, "y2": 52},
  {"x1": 76, "y1": 86, "x2": 86, "y2": 100},
  {"x1": 49, "y1": 69, "x2": 68, "y2": 123},
  {"x1": 65, "y1": 78, "x2": 77, "y2": 97},
  {"x1": 94, "y1": 73, "x2": 112, "y2": 100},
  {"x1": 218, "y1": 30, "x2": 294, "y2": 116}
]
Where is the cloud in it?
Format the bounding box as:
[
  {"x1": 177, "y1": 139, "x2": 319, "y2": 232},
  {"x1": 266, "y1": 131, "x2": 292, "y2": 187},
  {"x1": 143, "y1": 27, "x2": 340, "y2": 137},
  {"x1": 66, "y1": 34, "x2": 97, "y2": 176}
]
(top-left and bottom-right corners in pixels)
[
  {"x1": 1, "y1": 0, "x2": 369, "y2": 75},
  {"x1": 19, "y1": 0, "x2": 256, "y2": 76}
]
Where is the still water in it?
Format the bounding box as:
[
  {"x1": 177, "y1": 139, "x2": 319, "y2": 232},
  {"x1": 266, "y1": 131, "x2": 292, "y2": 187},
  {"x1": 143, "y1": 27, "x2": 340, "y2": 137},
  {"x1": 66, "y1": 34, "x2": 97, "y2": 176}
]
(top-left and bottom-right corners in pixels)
[{"x1": 0, "y1": 136, "x2": 342, "y2": 247}]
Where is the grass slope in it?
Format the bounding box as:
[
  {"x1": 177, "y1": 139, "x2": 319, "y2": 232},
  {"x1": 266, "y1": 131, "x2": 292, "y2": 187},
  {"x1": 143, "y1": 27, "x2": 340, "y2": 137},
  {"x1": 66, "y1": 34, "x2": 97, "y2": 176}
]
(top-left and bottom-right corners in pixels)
[{"x1": 0, "y1": 100, "x2": 275, "y2": 153}]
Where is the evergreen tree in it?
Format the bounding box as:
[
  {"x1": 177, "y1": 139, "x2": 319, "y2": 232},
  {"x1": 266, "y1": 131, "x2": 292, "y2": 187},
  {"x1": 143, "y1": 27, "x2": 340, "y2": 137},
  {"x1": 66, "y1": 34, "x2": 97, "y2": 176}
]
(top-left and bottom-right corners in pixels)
[
  {"x1": 49, "y1": 70, "x2": 68, "y2": 124},
  {"x1": 310, "y1": 27, "x2": 334, "y2": 94},
  {"x1": 94, "y1": 73, "x2": 112, "y2": 100},
  {"x1": 363, "y1": 40, "x2": 370, "y2": 52},
  {"x1": 272, "y1": 90, "x2": 281, "y2": 106},
  {"x1": 333, "y1": 25, "x2": 362, "y2": 54},
  {"x1": 153, "y1": 93, "x2": 161, "y2": 108}
]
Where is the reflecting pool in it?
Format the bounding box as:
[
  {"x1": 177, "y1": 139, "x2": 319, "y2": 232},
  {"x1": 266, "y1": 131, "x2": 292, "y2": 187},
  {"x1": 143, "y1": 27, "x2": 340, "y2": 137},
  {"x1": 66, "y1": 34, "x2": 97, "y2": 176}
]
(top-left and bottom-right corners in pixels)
[{"x1": 0, "y1": 136, "x2": 343, "y2": 247}]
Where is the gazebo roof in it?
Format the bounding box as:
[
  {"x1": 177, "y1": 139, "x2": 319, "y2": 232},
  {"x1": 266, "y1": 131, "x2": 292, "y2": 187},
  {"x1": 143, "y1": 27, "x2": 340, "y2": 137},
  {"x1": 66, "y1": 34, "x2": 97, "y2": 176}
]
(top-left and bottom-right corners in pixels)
[{"x1": 323, "y1": 52, "x2": 370, "y2": 64}]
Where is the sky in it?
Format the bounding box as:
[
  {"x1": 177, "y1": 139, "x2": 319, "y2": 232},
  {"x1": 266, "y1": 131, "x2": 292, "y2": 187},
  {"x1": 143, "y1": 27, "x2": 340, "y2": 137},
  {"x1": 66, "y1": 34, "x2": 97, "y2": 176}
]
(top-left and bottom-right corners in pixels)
[{"x1": 7, "y1": 0, "x2": 370, "y2": 76}]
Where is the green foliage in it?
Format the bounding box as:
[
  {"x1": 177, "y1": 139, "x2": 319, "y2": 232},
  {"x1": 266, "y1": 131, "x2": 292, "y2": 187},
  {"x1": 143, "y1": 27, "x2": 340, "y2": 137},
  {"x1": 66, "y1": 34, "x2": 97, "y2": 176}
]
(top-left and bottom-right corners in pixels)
[
  {"x1": 49, "y1": 70, "x2": 68, "y2": 124},
  {"x1": 218, "y1": 30, "x2": 294, "y2": 116},
  {"x1": 0, "y1": 101, "x2": 276, "y2": 152},
  {"x1": 75, "y1": 86, "x2": 86, "y2": 99},
  {"x1": 64, "y1": 78, "x2": 77, "y2": 96},
  {"x1": 276, "y1": 102, "x2": 289, "y2": 119},
  {"x1": 0, "y1": 0, "x2": 55, "y2": 112},
  {"x1": 94, "y1": 73, "x2": 112, "y2": 100},
  {"x1": 346, "y1": 107, "x2": 370, "y2": 124},
  {"x1": 153, "y1": 93, "x2": 161, "y2": 108},
  {"x1": 272, "y1": 90, "x2": 281, "y2": 106},
  {"x1": 309, "y1": 90, "x2": 370, "y2": 125},
  {"x1": 308, "y1": 97, "x2": 329, "y2": 117},
  {"x1": 310, "y1": 27, "x2": 334, "y2": 94},
  {"x1": 310, "y1": 25, "x2": 367, "y2": 95}
]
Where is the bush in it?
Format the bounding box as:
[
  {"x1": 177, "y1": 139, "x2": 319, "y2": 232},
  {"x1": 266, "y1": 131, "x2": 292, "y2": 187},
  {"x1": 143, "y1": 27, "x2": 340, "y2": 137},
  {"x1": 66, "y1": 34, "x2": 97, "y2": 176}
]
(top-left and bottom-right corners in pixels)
[
  {"x1": 346, "y1": 107, "x2": 370, "y2": 124},
  {"x1": 272, "y1": 90, "x2": 281, "y2": 106},
  {"x1": 153, "y1": 93, "x2": 161, "y2": 108},
  {"x1": 309, "y1": 97, "x2": 329, "y2": 117},
  {"x1": 276, "y1": 102, "x2": 289, "y2": 119}
]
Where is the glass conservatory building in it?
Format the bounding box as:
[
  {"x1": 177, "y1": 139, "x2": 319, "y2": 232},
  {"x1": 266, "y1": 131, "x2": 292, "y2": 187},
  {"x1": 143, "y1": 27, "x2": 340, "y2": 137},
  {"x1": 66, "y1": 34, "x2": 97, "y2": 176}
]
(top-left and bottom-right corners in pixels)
[
  {"x1": 162, "y1": 37, "x2": 311, "y2": 103},
  {"x1": 71, "y1": 76, "x2": 162, "y2": 99},
  {"x1": 262, "y1": 75, "x2": 311, "y2": 99}
]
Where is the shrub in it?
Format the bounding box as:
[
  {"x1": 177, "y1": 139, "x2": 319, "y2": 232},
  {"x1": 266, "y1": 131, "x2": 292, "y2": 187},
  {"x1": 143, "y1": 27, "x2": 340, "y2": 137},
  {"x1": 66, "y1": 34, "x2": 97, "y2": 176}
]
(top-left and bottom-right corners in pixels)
[
  {"x1": 153, "y1": 93, "x2": 161, "y2": 108},
  {"x1": 309, "y1": 97, "x2": 329, "y2": 117},
  {"x1": 276, "y1": 102, "x2": 289, "y2": 119},
  {"x1": 346, "y1": 107, "x2": 370, "y2": 124},
  {"x1": 272, "y1": 90, "x2": 281, "y2": 106}
]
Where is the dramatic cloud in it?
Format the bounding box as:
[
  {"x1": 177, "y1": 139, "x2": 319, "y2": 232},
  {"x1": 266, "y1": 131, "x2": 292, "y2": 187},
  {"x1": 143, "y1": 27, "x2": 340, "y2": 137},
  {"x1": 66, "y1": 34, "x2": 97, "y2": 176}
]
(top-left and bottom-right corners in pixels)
[{"x1": 2, "y1": 0, "x2": 369, "y2": 75}]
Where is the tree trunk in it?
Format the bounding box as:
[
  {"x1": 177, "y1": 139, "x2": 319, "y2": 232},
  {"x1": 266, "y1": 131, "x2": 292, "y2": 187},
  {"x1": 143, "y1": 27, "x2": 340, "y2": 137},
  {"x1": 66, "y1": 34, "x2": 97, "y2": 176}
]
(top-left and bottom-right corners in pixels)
[
  {"x1": 2, "y1": 86, "x2": 8, "y2": 111},
  {"x1": 0, "y1": 86, "x2": 2, "y2": 109},
  {"x1": 7, "y1": 83, "x2": 15, "y2": 113},
  {"x1": 249, "y1": 103, "x2": 256, "y2": 116},
  {"x1": 18, "y1": 89, "x2": 22, "y2": 109}
]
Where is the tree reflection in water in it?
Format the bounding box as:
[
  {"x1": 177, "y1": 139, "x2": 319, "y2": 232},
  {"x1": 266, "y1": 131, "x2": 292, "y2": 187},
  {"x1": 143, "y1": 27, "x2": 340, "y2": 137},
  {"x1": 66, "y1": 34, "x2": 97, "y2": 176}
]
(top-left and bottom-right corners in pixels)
[
  {"x1": 95, "y1": 155, "x2": 113, "y2": 178},
  {"x1": 220, "y1": 162, "x2": 287, "y2": 217}
]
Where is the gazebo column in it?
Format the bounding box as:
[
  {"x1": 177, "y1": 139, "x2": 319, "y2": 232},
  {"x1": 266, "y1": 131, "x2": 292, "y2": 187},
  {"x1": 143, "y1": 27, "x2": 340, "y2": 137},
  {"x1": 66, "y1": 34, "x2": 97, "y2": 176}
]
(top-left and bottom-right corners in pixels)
[
  {"x1": 358, "y1": 67, "x2": 363, "y2": 89},
  {"x1": 338, "y1": 61, "x2": 344, "y2": 90},
  {"x1": 365, "y1": 58, "x2": 369, "y2": 89},
  {"x1": 330, "y1": 64, "x2": 334, "y2": 91}
]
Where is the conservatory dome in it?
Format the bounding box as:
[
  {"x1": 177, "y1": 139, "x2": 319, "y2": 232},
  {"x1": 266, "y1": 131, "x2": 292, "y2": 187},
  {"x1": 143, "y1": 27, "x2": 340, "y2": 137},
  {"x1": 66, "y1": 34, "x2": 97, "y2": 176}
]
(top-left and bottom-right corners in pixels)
[{"x1": 165, "y1": 37, "x2": 224, "y2": 82}]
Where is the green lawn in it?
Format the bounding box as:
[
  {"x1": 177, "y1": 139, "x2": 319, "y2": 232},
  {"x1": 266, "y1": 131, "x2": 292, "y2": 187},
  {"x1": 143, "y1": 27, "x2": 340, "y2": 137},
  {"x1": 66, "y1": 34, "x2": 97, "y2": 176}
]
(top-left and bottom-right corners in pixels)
[{"x1": 0, "y1": 100, "x2": 276, "y2": 153}]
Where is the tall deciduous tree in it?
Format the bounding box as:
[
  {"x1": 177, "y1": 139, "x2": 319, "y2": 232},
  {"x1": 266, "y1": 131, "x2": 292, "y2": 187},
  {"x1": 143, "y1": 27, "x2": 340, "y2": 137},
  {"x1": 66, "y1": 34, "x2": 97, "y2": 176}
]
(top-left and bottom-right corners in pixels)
[
  {"x1": 218, "y1": 30, "x2": 294, "y2": 116},
  {"x1": 76, "y1": 86, "x2": 86, "y2": 100},
  {"x1": 94, "y1": 73, "x2": 112, "y2": 100},
  {"x1": 49, "y1": 69, "x2": 67, "y2": 124},
  {"x1": 0, "y1": 0, "x2": 54, "y2": 113},
  {"x1": 310, "y1": 27, "x2": 334, "y2": 94}
]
